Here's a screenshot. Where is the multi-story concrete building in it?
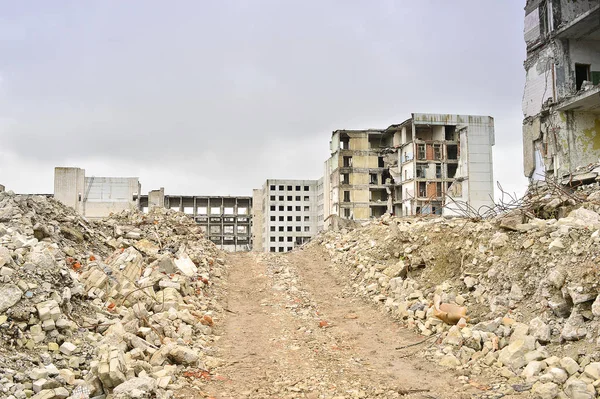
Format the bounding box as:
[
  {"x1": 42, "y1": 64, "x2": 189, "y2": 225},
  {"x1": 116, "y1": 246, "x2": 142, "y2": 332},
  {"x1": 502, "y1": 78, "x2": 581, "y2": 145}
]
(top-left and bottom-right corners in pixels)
[
  {"x1": 139, "y1": 193, "x2": 252, "y2": 252},
  {"x1": 522, "y1": 0, "x2": 600, "y2": 182},
  {"x1": 395, "y1": 114, "x2": 495, "y2": 217},
  {"x1": 252, "y1": 179, "x2": 321, "y2": 252},
  {"x1": 324, "y1": 128, "x2": 395, "y2": 221},
  {"x1": 323, "y1": 113, "x2": 495, "y2": 220},
  {"x1": 54, "y1": 167, "x2": 141, "y2": 219}
]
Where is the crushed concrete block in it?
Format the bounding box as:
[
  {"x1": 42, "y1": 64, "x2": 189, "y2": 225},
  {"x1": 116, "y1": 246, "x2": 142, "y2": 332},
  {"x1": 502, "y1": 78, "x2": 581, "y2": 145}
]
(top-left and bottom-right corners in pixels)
[
  {"x1": 0, "y1": 284, "x2": 23, "y2": 313},
  {"x1": 59, "y1": 342, "x2": 77, "y2": 356}
]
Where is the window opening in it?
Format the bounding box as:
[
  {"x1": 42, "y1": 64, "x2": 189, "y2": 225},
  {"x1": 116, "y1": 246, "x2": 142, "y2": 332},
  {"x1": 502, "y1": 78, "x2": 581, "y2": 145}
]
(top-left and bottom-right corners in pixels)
[{"x1": 576, "y1": 63, "x2": 591, "y2": 91}]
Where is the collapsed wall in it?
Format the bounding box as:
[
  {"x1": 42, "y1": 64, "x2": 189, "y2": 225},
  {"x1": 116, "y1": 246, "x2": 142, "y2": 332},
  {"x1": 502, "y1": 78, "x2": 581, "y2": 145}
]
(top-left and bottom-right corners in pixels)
[
  {"x1": 0, "y1": 191, "x2": 226, "y2": 399},
  {"x1": 311, "y1": 182, "x2": 600, "y2": 398}
]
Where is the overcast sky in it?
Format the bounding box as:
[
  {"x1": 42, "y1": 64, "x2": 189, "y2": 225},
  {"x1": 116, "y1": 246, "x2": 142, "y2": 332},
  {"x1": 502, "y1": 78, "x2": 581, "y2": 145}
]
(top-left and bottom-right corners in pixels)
[{"x1": 0, "y1": 1, "x2": 528, "y2": 199}]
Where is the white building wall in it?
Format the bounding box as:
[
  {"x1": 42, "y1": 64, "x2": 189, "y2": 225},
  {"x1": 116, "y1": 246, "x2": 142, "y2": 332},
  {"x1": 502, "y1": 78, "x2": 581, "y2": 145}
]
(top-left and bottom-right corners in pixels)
[
  {"x1": 54, "y1": 167, "x2": 140, "y2": 219},
  {"x1": 522, "y1": 46, "x2": 555, "y2": 118},
  {"x1": 260, "y1": 179, "x2": 319, "y2": 253},
  {"x1": 54, "y1": 167, "x2": 85, "y2": 213}
]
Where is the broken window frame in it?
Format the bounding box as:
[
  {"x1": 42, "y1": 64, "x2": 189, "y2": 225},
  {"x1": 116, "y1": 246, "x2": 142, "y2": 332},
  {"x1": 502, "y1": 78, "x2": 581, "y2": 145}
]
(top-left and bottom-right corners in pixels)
[
  {"x1": 417, "y1": 144, "x2": 426, "y2": 160},
  {"x1": 433, "y1": 144, "x2": 442, "y2": 160}
]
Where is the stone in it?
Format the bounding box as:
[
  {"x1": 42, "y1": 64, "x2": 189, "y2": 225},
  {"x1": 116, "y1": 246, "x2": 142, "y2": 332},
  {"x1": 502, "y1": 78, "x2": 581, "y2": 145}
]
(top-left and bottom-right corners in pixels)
[
  {"x1": 529, "y1": 317, "x2": 551, "y2": 343},
  {"x1": 561, "y1": 311, "x2": 587, "y2": 341},
  {"x1": 583, "y1": 362, "x2": 600, "y2": 380},
  {"x1": 443, "y1": 325, "x2": 463, "y2": 346},
  {"x1": 547, "y1": 367, "x2": 568, "y2": 384},
  {"x1": 439, "y1": 354, "x2": 461, "y2": 368},
  {"x1": 32, "y1": 379, "x2": 47, "y2": 393},
  {"x1": 113, "y1": 376, "x2": 157, "y2": 396},
  {"x1": 546, "y1": 269, "x2": 566, "y2": 289},
  {"x1": 522, "y1": 361, "x2": 546, "y2": 378},
  {"x1": 591, "y1": 295, "x2": 600, "y2": 317},
  {"x1": 498, "y1": 336, "x2": 536, "y2": 371},
  {"x1": 174, "y1": 252, "x2": 198, "y2": 277},
  {"x1": 454, "y1": 295, "x2": 465, "y2": 306},
  {"x1": 566, "y1": 207, "x2": 600, "y2": 230},
  {"x1": 566, "y1": 286, "x2": 596, "y2": 305},
  {"x1": 168, "y1": 346, "x2": 198, "y2": 365},
  {"x1": 531, "y1": 382, "x2": 559, "y2": 399},
  {"x1": 509, "y1": 322, "x2": 530, "y2": 343},
  {"x1": 464, "y1": 276, "x2": 477, "y2": 289},
  {"x1": 490, "y1": 232, "x2": 509, "y2": 248},
  {"x1": 549, "y1": 238, "x2": 565, "y2": 251},
  {"x1": 560, "y1": 357, "x2": 580, "y2": 375},
  {"x1": 157, "y1": 254, "x2": 177, "y2": 274},
  {"x1": 59, "y1": 342, "x2": 77, "y2": 356},
  {"x1": 0, "y1": 284, "x2": 22, "y2": 313},
  {"x1": 54, "y1": 387, "x2": 69, "y2": 399},
  {"x1": 563, "y1": 379, "x2": 594, "y2": 399}
]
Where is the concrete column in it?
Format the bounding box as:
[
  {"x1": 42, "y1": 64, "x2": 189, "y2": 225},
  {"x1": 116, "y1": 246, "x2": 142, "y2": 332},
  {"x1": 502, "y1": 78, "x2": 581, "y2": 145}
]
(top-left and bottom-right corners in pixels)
[
  {"x1": 148, "y1": 187, "x2": 165, "y2": 209},
  {"x1": 54, "y1": 167, "x2": 85, "y2": 214}
]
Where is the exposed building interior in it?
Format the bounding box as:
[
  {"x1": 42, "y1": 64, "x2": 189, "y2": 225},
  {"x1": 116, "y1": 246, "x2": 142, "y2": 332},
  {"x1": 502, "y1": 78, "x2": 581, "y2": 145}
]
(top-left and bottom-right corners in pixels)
[
  {"x1": 522, "y1": 0, "x2": 600, "y2": 183},
  {"x1": 139, "y1": 194, "x2": 252, "y2": 252},
  {"x1": 324, "y1": 113, "x2": 495, "y2": 221}
]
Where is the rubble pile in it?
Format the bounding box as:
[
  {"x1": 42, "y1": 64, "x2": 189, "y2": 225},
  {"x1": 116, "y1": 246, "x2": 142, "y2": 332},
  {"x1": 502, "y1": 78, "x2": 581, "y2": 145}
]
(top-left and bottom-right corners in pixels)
[
  {"x1": 311, "y1": 183, "x2": 600, "y2": 398},
  {"x1": 0, "y1": 191, "x2": 226, "y2": 399}
]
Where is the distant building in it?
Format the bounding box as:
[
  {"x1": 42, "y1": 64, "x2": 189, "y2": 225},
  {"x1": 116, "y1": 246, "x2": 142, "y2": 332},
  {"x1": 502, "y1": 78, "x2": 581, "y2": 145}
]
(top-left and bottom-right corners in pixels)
[
  {"x1": 139, "y1": 193, "x2": 252, "y2": 252},
  {"x1": 323, "y1": 113, "x2": 495, "y2": 222},
  {"x1": 522, "y1": 0, "x2": 600, "y2": 182},
  {"x1": 54, "y1": 167, "x2": 140, "y2": 219},
  {"x1": 252, "y1": 179, "x2": 322, "y2": 252}
]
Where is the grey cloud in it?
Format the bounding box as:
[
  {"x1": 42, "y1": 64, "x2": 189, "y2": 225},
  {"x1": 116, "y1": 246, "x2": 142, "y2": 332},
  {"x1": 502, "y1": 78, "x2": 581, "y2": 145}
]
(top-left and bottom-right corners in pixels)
[{"x1": 0, "y1": 0, "x2": 528, "y2": 197}]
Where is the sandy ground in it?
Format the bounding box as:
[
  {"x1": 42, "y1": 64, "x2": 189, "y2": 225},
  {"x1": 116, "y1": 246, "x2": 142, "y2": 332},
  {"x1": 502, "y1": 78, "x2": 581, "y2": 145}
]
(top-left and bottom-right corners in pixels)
[{"x1": 198, "y1": 247, "x2": 484, "y2": 399}]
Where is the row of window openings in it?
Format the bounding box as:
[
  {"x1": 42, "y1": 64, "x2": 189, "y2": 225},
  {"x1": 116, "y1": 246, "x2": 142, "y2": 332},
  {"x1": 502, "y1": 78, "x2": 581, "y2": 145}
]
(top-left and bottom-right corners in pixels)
[
  {"x1": 417, "y1": 182, "x2": 447, "y2": 198},
  {"x1": 414, "y1": 144, "x2": 458, "y2": 161},
  {"x1": 341, "y1": 173, "x2": 389, "y2": 185},
  {"x1": 269, "y1": 225, "x2": 310, "y2": 232},
  {"x1": 207, "y1": 226, "x2": 248, "y2": 234},
  {"x1": 270, "y1": 215, "x2": 310, "y2": 222},
  {"x1": 342, "y1": 191, "x2": 388, "y2": 202},
  {"x1": 270, "y1": 185, "x2": 311, "y2": 191},
  {"x1": 414, "y1": 164, "x2": 457, "y2": 179},
  {"x1": 270, "y1": 205, "x2": 310, "y2": 212},
  {"x1": 270, "y1": 247, "x2": 293, "y2": 252},
  {"x1": 270, "y1": 195, "x2": 310, "y2": 201},
  {"x1": 342, "y1": 157, "x2": 385, "y2": 168},
  {"x1": 180, "y1": 206, "x2": 248, "y2": 215},
  {"x1": 270, "y1": 233, "x2": 309, "y2": 242}
]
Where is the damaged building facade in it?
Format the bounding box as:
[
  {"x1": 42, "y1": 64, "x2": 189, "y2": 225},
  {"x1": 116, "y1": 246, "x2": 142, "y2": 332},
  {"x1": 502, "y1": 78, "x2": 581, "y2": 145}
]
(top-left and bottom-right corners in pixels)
[
  {"x1": 522, "y1": 0, "x2": 600, "y2": 182},
  {"x1": 139, "y1": 191, "x2": 252, "y2": 252},
  {"x1": 323, "y1": 113, "x2": 495, "y2": 220}
]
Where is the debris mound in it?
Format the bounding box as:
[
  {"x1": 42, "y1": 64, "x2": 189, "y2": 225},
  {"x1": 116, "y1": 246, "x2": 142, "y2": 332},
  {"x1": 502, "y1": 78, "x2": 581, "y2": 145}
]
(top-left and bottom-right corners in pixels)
[
  {"x1": 0, "y1": 191, "x2": 226, "y2": 399},
  {"x1": 311, "y1": 182, "x2": 600, "y2": 398}
]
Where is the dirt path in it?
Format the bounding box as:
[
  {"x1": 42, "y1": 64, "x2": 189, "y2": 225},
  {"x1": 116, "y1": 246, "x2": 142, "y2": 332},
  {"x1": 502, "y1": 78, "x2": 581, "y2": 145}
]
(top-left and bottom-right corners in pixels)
[{"x1": 202, "y1": 248, "x2": 478, "y2": 399}]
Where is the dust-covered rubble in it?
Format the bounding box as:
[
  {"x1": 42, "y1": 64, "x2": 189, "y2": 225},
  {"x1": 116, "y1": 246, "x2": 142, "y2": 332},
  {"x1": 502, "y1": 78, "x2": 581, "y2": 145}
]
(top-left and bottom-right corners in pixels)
[
  {"x1": 310, "y1": 183, "x2": 600, "y2": 398},
  {"x1": 0, "y1": 191, "x2": 227, "y2": 399}
]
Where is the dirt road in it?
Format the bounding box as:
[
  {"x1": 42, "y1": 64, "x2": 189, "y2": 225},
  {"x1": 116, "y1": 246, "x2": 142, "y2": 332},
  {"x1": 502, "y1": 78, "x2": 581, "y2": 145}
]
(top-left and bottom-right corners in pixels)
[{"x1": 200, "y1": 247, "x2": 478, "y2": 398}]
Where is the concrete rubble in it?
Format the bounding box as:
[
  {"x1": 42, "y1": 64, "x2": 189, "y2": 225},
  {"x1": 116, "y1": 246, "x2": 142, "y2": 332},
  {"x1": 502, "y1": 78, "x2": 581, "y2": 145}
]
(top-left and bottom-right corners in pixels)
[
  {"x1": 0, "y1": 191, "x2": 226, "y2": 399},
  {"x1": 310, "y1": 181, "x2": 600, "y2": 398}
]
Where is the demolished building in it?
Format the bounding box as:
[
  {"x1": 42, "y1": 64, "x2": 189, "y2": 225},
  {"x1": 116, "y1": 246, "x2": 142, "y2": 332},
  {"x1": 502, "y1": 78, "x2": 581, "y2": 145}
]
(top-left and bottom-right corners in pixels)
[
  {"x1": 323, "y1": 113, "x2": 495, "y2": 221},
  {"x1": 54, "y1": 167, "x2": 141, "y2": 219},
  {"x1": 522, "y1": 0, "x2": 600, "y2": 183},
  {"x1": 139, "y1": 191, "x2": 252, "y2": 252}
]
